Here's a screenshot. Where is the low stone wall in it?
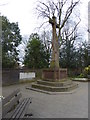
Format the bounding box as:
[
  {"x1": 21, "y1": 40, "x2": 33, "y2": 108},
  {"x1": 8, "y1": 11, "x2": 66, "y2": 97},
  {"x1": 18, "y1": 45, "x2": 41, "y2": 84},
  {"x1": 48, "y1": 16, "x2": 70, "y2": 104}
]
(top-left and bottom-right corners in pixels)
[
  {"x1": 2, "y1": 69, "x2": 38, "y2": 86},
  {"x1": 2, "y1": 69, "x2": 19, "y2": 86},
  {"x1": 2, "y1": 68, "x2": 81, "y2": 85},
  {"x1": 67, "y1": 68, "x2": 82, "y2": 77}
]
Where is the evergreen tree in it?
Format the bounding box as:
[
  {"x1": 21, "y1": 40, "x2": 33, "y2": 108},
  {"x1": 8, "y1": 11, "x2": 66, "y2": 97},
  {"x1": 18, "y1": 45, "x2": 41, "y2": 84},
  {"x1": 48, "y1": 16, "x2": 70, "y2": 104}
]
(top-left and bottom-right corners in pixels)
[
  {"x1": 24, "y1": 33, "x2": 50, "y2": 69},
  {"x1": 60, "y1": 38, "x2": 76, "y2": 69},
  {"x1": 2, "y1": 16, "x2": 22, "y2": 68}
]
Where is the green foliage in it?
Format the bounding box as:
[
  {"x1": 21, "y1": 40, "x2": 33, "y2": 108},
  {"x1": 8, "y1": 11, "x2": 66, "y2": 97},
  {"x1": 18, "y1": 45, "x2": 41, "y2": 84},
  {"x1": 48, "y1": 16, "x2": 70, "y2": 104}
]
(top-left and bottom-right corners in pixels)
[
  {"x1": 76, "y1": 42, "x2": 90, "y2": 69},
  {"x1": 60, "y1": 38, "x2": 77, "y2": 69},
  {"x1": 83, "y1": 65, "x2": 90, "y2": 77},
  {"x1": 24, "y1": 33, "x2": 50, "y2": 69},
  {"x1": 2, "y1": 16, "x2": 22, "y2": 68},
  {"x1": 78, "y1": 65, "x2": 90, "y2": 78},
  {"x1": 78, "y1": 73, "x2": 85, "y2": 78},
  {"x1": 60, "y1": 39, "x2": 90, "y2": 72}
]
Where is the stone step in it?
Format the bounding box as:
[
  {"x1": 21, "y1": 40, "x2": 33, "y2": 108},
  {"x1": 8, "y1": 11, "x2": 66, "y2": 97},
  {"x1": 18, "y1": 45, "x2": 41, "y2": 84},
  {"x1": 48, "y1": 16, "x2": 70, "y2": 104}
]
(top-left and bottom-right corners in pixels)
[
  {"x1": 42, "y1": 78, "x2": 67, "y2": 82},
  {"x1": 31, "y1": 82, "x2": 78, "y2": 92},
  {"x1": 37, "y1": 80, "x2": 72, "y2": 87}
]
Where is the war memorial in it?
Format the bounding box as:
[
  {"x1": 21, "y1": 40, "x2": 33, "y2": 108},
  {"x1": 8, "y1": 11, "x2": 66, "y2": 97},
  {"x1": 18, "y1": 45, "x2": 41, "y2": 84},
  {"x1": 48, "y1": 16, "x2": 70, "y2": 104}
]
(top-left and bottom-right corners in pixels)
[{"x1": 27, "y1": 15, "x2": 78, "y2": 94}]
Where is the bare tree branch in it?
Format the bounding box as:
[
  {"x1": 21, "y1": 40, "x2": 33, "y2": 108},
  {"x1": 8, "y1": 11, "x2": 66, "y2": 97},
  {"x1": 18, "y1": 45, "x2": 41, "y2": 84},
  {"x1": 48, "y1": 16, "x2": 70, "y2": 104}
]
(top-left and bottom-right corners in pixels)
[
  {"x1": 36, "y1": 1, "x2": 51, "y2": 18},
  {"x1": 36, "y1": 21, "x2": 49, "y2": 30},
  {"x1": 67, "y1": 18, "x2": 81, "y2": 37},
  {"x1": 60, "y1": 0, "x2": 80, "y2": 29},
  {"x1": 39, "y1": 1, "x2": 50, "y2": 16},
  {"x1": 36, "y1": 0, "x2": 80, "y2": 46},
  {"x1": 62, "y1": 0, "x2": 68, "y2": 7}
]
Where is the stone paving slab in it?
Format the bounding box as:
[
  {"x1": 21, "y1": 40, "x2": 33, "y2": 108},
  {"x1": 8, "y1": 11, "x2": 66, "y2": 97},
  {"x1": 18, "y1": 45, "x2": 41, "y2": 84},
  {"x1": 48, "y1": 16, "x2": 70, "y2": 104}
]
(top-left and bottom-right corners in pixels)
[{"x1": 2, "y1": 81, "x2": 88, "y2": 118}]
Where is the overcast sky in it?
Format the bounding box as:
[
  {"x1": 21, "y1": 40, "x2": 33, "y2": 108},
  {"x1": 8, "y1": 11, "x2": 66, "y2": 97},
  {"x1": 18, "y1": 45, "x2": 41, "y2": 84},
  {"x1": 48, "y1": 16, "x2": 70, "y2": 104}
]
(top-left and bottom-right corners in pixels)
[
  {"x1": 0, "y1": 0, "x2": 89, "y2": 64},
  {"x1": 0, "y1": 0, "x2": 38, "y2": 37},
  {"x1": 0, "y1": 0, "x2": 89, "y2": 39}
]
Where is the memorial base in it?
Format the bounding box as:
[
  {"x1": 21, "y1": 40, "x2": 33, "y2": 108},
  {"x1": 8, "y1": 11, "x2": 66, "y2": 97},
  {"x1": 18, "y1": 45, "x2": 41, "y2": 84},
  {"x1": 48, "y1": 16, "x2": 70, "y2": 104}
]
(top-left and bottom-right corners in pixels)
[
  {"x1": 42, "y1": 68, "x2": 67, "y2": 81},
  {"x1": 27, "y1": 68, "x2": 78, "y2": 94}
]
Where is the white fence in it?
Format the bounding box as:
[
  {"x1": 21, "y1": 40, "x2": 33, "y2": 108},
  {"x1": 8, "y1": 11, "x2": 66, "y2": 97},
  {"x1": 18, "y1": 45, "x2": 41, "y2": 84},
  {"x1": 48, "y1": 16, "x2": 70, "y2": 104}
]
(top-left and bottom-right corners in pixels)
[{"x1": 19, "y1": 72, "x2": 35, "y2": 81}]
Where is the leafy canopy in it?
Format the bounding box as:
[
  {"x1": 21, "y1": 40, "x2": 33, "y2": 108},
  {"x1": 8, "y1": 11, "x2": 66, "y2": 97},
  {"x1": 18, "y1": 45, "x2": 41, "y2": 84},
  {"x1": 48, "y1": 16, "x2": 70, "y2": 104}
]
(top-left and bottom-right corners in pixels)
[
  {"x1": 24, "y1": 33, "x2": 50, "y2": 69},
  {"x1": 2, "y1": 16, "x2": 22, "y2": 68}
]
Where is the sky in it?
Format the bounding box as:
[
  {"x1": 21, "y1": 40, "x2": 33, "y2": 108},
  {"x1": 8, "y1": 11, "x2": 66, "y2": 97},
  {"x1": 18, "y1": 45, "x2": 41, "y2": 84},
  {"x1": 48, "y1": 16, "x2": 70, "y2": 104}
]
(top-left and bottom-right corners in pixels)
[
  {"x1": 0, "y1": 0, "x2": 38, "y2": 37},
  {"x1": 0, "y1": 0, "x2": 90, "y2": 64},
  {"x1": 0, "y1": 0, "x2": 89, "y2": 39}
]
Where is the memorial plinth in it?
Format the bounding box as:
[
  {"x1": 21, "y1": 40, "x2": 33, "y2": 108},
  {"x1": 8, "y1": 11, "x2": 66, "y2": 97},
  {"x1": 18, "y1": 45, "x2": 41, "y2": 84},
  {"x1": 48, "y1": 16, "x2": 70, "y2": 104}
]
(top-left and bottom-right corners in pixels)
[
  {"x1": 42, "y1": 68, "x2": 67, "y2": 81},
  {"x1": 28, "y1": 68, "x2": 78, "y2": 94}
]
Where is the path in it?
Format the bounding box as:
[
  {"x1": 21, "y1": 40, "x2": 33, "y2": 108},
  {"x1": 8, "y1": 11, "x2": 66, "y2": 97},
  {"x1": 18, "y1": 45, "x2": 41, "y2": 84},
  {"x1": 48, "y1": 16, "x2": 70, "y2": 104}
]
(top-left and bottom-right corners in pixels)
[{"x1": 2, "y1": 81, "x2": 88, "y2": 118}]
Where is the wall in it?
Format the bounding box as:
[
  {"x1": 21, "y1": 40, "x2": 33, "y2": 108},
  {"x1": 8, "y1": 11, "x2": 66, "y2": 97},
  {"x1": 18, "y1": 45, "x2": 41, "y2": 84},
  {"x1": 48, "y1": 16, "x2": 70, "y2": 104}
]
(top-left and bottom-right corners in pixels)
[
  {"x1": 2, "y1": 69, "x2": 19, "y2": 86},
  {"x1": 2, "y1": 69, "x2": 42, "y2": 86}
]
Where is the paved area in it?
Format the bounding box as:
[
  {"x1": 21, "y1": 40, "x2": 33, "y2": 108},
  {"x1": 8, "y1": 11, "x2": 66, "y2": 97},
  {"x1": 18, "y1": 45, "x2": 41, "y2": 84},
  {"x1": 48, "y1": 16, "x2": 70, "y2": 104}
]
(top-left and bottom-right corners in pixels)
[{"x1": 2, "y1": 81, "x2": 88, "y2": 118}]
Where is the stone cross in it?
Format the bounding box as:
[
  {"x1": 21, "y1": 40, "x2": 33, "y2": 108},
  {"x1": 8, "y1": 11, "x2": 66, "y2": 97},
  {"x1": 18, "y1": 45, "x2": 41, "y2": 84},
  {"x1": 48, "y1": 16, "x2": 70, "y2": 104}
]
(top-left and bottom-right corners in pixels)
[{"x1": 49, "y1": 15, "x2": 59, "y2": 69}]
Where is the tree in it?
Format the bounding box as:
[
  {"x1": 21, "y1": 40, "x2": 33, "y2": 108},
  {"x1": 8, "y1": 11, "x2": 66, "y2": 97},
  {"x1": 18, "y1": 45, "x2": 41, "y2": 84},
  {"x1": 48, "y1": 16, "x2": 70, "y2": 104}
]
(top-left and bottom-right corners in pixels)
[
  {"x1": 83, "y1": 43, "x2": 90, "y2": 67},
  {"x1": 24, "y1": 33, "x2": 50, "y2": 69},
  {"x1": 60, "y1": 29, "x2": 77, "y2": 69},
  {"x1": 59, "y1": 18, "x2": 85, "y2": 70},
  {"x1": 40, "y1": 30, "x2": 52, "y2": 58},
  {"x1": 2, "y1": 16, "x2": 22, "y2": 68},
  {"x1": 77, "y1": 41, "x2": 90, "y2": 68},
  {"x1": 36, "y1": 0, "x2": 80, "y2": 46},
  {"x1": 36, "y1": 0, "x2": 81, "y2": 70}
]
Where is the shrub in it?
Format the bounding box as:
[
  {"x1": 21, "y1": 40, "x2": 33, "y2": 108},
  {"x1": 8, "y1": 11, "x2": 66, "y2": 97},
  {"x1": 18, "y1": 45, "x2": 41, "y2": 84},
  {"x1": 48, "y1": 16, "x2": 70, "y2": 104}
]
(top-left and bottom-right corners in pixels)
[
  {"x1": 84, "y1": 65, "x2": 90, "y2": 77},
  {"x1": 79, "y1": 73, "x2": 85, "y2": 78}
]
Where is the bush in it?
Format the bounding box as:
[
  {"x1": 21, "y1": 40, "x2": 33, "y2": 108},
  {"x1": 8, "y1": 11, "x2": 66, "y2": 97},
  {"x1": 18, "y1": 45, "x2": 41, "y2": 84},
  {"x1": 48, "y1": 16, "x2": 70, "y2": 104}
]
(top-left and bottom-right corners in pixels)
[
  {"x1": 83, "y1": 65, "x2": 90, "y2": 77},
  {"x1": 79, "y1": 73, "x2": 85, "y2": 78}
]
